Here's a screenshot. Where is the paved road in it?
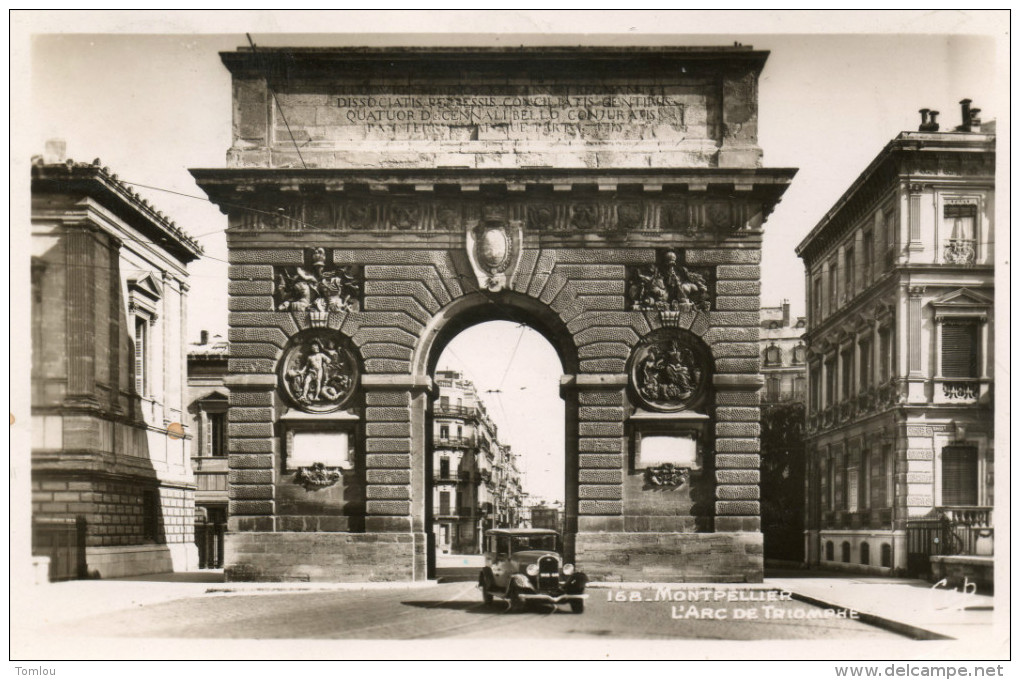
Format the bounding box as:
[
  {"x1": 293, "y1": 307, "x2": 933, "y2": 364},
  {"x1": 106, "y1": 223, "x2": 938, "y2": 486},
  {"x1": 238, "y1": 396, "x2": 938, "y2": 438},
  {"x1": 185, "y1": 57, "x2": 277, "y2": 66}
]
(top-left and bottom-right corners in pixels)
[{"x1": 39, "y1": 582, "x2": 902, "y2": 640}]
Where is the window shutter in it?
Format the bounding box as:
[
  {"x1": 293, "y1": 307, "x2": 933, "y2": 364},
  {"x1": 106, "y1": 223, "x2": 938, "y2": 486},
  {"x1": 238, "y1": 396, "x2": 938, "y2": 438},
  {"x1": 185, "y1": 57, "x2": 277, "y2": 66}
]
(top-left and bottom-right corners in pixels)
[
  {"x1": 134, "y1": 318, "x2": 145, "y2": 394},
  {"x1": 942, "y1": 323, "x2": 978, "y2": 378},
  {"x1": 941, "y1": 446, "x2": 978, "y2": 506}
]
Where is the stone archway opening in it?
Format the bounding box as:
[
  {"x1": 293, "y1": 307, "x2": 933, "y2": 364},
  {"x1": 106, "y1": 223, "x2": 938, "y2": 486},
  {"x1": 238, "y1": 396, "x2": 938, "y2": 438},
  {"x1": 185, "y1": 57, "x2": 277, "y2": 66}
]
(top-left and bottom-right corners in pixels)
[{"x1": 420, "y1": 293, "x2": 577, "y2": 580}]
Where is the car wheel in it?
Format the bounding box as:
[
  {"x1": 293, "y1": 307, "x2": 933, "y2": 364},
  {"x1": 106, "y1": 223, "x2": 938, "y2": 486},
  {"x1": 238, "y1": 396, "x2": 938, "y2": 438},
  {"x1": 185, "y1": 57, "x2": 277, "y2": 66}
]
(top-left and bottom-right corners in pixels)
[
  {"x1": 507, "y1": 583, "x2": 524, "y2": 612},
  {"x1": 569, "y1": 599, "x2": 585, "y2": 614},
  {"x1": 481, "y1": 575, "x2": 494, "y2": 605}
]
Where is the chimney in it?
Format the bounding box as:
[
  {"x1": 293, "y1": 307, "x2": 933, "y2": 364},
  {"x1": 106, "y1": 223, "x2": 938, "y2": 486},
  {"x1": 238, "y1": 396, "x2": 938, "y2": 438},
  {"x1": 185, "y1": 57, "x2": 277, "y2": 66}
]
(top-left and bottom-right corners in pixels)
[
  {"x1": 956, "y1": 99, "x2": 976, "y2": 132},
  {"x1": 918, "y1": 109, "x2": 940, "y2": 132},
  {"x1": 781, "y1": 299, "x2": 791, "y2": 327},
  {"x1": 200, "y1": 330, "x2": 209, "y2": 345},
  {"x1": 44, "y1": 139, "x2": 66, "y2": 164}
]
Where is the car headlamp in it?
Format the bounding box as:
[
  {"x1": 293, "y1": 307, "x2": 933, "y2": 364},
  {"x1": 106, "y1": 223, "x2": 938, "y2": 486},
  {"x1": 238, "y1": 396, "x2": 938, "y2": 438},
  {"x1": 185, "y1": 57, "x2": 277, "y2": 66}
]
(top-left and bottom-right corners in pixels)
[
  {"x1": 526, "y1": 564, "x2": 540, "y2": 576},
  {"x1": 561, "y1": 563, "x2": 575, "y2": 576}
]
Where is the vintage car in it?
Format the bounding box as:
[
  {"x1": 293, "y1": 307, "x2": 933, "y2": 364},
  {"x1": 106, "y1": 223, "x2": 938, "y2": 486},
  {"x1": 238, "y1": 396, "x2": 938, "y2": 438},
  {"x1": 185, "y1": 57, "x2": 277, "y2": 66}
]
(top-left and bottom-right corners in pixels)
[{"x1": 478, "y1": 528, "x2": 588, "y2": 613}]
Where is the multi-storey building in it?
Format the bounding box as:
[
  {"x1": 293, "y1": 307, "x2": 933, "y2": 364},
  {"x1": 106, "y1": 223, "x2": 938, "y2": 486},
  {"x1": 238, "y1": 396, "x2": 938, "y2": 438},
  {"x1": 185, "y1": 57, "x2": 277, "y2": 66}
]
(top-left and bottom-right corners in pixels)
[
  {"x1": 797, "y1": 103, "x2": 995, "y2": 584},
  {"x1": 30, "y1": 142, "x2": 203, "y2": 579},
  {"x1": 186, "y1": 331, "x2": 229, "y2": 568},
  {"x1": 760, "y1": 300, "x2": 807, "y2": 404},
  {"x1": 432, "y1": 370, "x2": 524, "y2": 554}
]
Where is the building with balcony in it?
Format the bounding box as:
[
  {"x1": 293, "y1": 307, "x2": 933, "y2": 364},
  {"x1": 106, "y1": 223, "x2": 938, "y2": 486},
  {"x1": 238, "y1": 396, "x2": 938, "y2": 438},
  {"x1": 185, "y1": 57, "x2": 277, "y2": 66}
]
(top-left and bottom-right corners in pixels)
[
  {"x1": 432, "y1": 370, "x2": 524, "y2": 554},
  {"x1": 796, "y1": 102, "x2": 995, "y2": 584},
  {"x1": 30, "y1": 143, "x2": 203, "y2": 579},
  {"x1": 186, "y1": 331, "x2": 229, "y2": 568},
  {"x1": 761, "y1": 300, "x2": 807, "y2": 404}
]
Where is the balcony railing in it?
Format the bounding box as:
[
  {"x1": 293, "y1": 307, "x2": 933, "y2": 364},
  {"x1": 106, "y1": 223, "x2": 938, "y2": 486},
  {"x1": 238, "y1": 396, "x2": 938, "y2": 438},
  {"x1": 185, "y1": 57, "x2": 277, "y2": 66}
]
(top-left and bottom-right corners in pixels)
[
  {"x1": 435, "y1": 404, "x2": 477, "y2": 418},
  {"x1": 944, "y1": 239, "x2": 977, "y2": 265},
  {"x1": 934, "y1": 378, "x2": 989, "y2": 404},
  {"x1": 434, "y1": 436, "x2": 476, "y2": 449}
]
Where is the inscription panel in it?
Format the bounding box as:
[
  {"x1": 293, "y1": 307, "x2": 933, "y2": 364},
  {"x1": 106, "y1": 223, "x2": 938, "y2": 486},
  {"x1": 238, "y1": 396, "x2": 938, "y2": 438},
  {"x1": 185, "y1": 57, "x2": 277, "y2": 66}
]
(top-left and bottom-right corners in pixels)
[{"x1": 275, "y1": 82, "x2": 714, "y2": 144}]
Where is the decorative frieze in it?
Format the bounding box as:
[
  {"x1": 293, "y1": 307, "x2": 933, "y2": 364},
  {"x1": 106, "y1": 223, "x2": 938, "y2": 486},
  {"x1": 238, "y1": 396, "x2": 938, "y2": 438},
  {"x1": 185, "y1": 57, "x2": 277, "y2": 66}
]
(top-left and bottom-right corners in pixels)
[{"x1": 229, "y1": 197, "x2": 766, "y2": 235}]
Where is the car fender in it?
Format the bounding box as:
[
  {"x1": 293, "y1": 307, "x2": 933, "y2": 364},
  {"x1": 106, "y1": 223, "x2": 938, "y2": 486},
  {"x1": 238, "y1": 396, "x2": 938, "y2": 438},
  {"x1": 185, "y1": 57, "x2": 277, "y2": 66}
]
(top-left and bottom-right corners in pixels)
[{"x1": 509, "y1": 573, "x2": 535, "y2": 593}]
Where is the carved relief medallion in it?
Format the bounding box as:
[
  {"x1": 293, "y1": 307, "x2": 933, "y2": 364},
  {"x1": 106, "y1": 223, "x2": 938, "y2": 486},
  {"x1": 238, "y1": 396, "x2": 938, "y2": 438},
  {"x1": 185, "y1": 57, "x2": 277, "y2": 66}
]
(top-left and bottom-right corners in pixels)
[
  {"x1": 629, "y1": 329, "x2": 712, "y2": 413},
  {"x1": 278, "y1": 330, "x2": 359, "y2": 413},
  {"x1": 466, "y1": 206, "x2": 523, "y2": 292}
]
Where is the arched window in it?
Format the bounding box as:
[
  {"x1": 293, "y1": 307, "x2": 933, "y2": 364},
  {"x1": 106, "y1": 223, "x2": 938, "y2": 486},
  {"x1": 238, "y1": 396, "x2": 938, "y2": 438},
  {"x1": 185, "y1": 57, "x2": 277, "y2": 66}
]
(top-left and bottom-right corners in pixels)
[
  {"x1": 841, "y1": 541, "x2": 851, "y2": 563},
  {"x1": 880, "y1": 544, "x2": 892, "y2": 568},
  {"x1": 764, "y1": 344, "x2": 782, "y2": 366},
  {"x1": 825, "y1": 541, "x2": 834, "y2": 561},
  {"x1": 793, "y1": 344, "x2": 807, "y2": 365},
  {"x1": 860, "y1": 542, "x2": 870, "y2": 565}
]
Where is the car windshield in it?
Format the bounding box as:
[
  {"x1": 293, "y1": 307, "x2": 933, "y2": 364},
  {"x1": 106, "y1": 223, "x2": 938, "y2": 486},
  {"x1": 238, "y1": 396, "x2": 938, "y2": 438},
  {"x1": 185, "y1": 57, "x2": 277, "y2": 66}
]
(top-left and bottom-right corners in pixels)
[{"x1": 510, "y1": 534, "x2": 558, "y2": 552}]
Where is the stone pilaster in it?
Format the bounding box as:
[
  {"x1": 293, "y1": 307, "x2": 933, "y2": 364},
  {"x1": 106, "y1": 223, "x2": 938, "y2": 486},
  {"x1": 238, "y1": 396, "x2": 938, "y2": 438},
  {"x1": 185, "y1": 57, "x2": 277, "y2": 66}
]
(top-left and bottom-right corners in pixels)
[
  {"x1": 64, "y1": 227, "x2": 98, "y2": 407},
  {"x1": 225, "y1": 374, "x2": 277, "y2": 533}
]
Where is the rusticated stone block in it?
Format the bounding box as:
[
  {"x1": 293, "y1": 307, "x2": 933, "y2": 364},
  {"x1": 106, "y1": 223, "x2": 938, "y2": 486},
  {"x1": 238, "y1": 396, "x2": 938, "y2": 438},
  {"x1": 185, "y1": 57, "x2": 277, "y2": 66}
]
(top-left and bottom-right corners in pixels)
[
  {"x1": 578, "y1": 454, "x2": 624, "y2": 469},
  {"x1": 685, "y1": 249, "x2": 760, "y2": 265},
  {"x1": 577, "y1": 295, "x2": 625, "y2": 312},
  {"x1": 228, "y1": 312, "x2": 299, "y2": 336},
  {"x1": 716, "y1": 469, "x2": 760, "y2": 484},
  {"x1": 579, "y1": 485, "x2": 622, "y2": 500},
  {"x1": 701, "y1": 326, "x2": 760, "y2": 344},
  {"x1": 578, "y1": 391, "x2": 624, "y2": 407},
  {"x1": 365, "y1": 407, "x2": 411, "y2": 422},
  {"x1": 228, "y1": 279, "x2": 276, "y2": 296},
  {"x1": 229, "y1": 327, "x2": 289, "y2": 347},
  {"x1": 355, "y1": 311, "x2": 425, "y2": 336},
  {"x1": 716, "y1": 265, "x2": 761, "y2": 280},
  {"x1": 555, "y1": 264, "x2": 627, "y2": 279},
  {"x1": 578, "y1": 422, "x2": 624, "y2": 437},
  {"x1": 230, "y1": 500, "x2": 275, "y2": 515},
  {"x1": 352, "y1": 327, "x2": 417, "y2": 350},
  {"x1": 226, "y1": 247, "x2": 299, "y2": 263},
  {"x1": 229, "y1": 407, "x2": 274, "y2": 423},
  {"x1": 579, "y1": 500, "x2": 623, "y2": 515},
  {"x1": 364, "y1": 280, "x2": 441, "y2": 311},
  {"x1": 715, "y1": 454, "x2": 761, "y2": 469},
  {"x1": 711, "y1": 342, "x2": 760, "y2": 358},
  {"x1": 365, "y1": 359, "x2": 411, "y2": 373},
  {"x1": 229, "y1": 485, "x2": 275, "y2": 500},
  {"x1": 538, "y1": 271, "x2": 568, "y2": 305},
  {"x1": 228, "y1": 342, "x2": 281, "y2": 360},
  {"x1": 366, "y1": 438, "x2": 412, "y2": 454},
  {"x1": 716, "y1": 484, "x2": 760, "y2": 500},
  {"x1": 366, "y1": 485, "x2": 411, "y2": 500},
  {"x1": 580, "y1": 357, "x2": 628, "y2": 373},
  {"x1": 361, "y1": 296, "x2": 432, "y2": 325},
  {"x1": 578, "y1": 342, "x2": 630, "y2": 360},
  {"x1": 579, "y1": 406, "x2": 625, "y2": 422},
  {"x1": 228, "y1": 422, "x2": 274, "y2": 438},
  {"x1": 229, "y1": 469, "x2": 274, "y2": 485},
  {"x1": 715, "y1": 296, "x2": 760, "y2": 311},
  {"x1": 716, "y1": 438, "x2": 761, "y2": 453},
  {"x1": 715, "y1": 500, "x2": 760, "y2": 515},
  {"x1": 574, "y1": 326, "x2": 640, "y2": 347},
  {"x1": 715, "y1": 422, "x2": 761, "y2": 437},
  {"x1": 366, "y1": 500, "x2": 411, "y2": 515},
  {"x1": 578, "y1": 469, "x2": 623, "y2": 484},
  {"x1": 365, "y1": 454, "x2": 411, "y2": 469},
  {"x1": 228, "y1": 265, "x2": 274, "y2": 281},
  {"x1": 365, "y1": 516, "x2": 413, "y2": 532},
  {"x1": 365, "y1": 422, "x2": 411, "y2": 438},
  {"x1": 366, "y1": 469, "x2": 411, "y2": 485},
  {"x1": 229, "y1": 454, "x2": 275, "y2": 470},
  {"x1": 716, "y1": 280, "x2": 760, "y2": 295},
  {"x1": 716, "y1": 391, "x2": 762, "y2": 406},
  {"x1": 715, "y1": 407, "x2": 761, "y2": 422},
  {"x1": 707, "y1": 311, "x2": 760, "y2": 327},
  {"x1": 578, "y1": 437, "x2": 624, "y2": 454},
  {"x1": 716, "y1": 358, "x2": 761, "y2": 374},
  {"x1": 228, "y1": 296, "x2": 275, "y2": 312},
  {"x1": 365, "y1": 392, "x2": 412, "y2": 407},
  {"x1": 229, "y1": 391, "x2": 274, "y2": 407},
  {"x1": 229, "y1": 438, "x2": 275, "y2": 454},
  {"x1": 228, "y1": 359, "x2": 276, "y2": 374}
]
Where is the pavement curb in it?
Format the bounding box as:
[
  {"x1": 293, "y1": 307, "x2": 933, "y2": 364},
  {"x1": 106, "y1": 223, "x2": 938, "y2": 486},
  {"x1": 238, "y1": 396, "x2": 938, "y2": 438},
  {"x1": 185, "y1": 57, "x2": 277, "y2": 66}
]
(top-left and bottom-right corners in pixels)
[
  {"x1": 783, "y1": 590, "x2": 952, "y2": 641},
  {"x1": 204, "y1": 579, "x2": 439, "y2": 595}
]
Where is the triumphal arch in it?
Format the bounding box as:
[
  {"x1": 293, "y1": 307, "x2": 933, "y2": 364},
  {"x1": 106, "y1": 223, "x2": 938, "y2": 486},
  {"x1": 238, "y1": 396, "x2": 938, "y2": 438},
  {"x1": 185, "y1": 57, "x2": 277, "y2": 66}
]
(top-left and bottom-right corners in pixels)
[{"x1": 193, "y1": 46, "x2": 795, "y2": 582}]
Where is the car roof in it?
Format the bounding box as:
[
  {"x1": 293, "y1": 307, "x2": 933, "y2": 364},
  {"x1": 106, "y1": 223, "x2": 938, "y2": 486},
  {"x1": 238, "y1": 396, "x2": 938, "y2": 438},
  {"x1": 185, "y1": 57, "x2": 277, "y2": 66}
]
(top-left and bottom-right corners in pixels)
[{"x1": 485, "y1": 528, "x2": 559, "y2": 536}]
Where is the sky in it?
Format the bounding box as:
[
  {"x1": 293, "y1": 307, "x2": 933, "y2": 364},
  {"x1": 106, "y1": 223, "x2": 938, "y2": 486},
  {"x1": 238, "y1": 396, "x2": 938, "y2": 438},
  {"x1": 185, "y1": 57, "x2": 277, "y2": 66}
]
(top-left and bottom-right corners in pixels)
[{"x1": 13, "y1": 11, "x2": 1006, "y2": 503}]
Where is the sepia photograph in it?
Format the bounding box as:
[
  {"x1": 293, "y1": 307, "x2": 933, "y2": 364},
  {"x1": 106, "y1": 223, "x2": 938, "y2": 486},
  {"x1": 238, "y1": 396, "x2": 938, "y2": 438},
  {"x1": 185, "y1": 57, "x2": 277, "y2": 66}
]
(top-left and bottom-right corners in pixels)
[{"x1": 8, "y1": 9, "x2": 1009, "y2": 670}]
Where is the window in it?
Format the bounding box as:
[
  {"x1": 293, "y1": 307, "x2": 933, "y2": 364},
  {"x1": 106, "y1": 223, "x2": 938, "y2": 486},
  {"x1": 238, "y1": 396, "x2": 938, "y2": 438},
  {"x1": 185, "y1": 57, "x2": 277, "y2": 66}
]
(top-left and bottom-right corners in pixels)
[
  {"x1": 208, "y1": 412, "x2": 227, "y2": 457},
  {"x1": 845, "y1": 246, "x2": 856, "y2": 294},
  {"x1": 439, "y1": 491, "x2": 451, "y2": 515},
  {"x1": 792, "y1": 345, "x2": 806, "y2": 365},
  {"x1": 439, "y1": 456, "x2": 450, "y2": 479},
  {"x1": 828, "y1": 261, "x2": 838, "y2": 312},
  {"x1": 860, "y1": 542, "x2": 870, "y2": 565},
  {"x1": 879, "y1": 328, "x2": 891, "y2": 381},
  {"x1": 456, "y1": 424, "x2": 463, "y2": 439},
  {"x1": 841, "y1": 541, "x2": 851, "y2": 563},
  {"x1": 439, "y1": 396, "x2": 449, "y2": 410},
  {"x1": 941, "y1": 446, "x2": 978, "y2": 506},
  {"x1": 944, "y1": 204, "x2": 977, "y2": 264},
  {"x1": 942, "y1": 322, "x2": 979, "y2": 378},
  {"x1": 439, "y1": 424, "x2": 449, "y2": 440},
  {"x1": 863, "y1": 230, "x2": 874, "y2": 282},
  {"x1": 143, "y1": 488, "x2": 161, "y2": 542},
  {"x1": 764, "y1": 344, "x2": 781, "y2": 366},
  {"x1": 820, "y1": 457, "x2": 829, "y2": 510},
  {"x1": 859, "y1": 338, "x2": 872, "y2": 389},
  {"x1": 883, "y1": 445, "x2": 895, "y2": 507},
  {"x1": 825, "y1": 541, "x2": 834, "y2": 561},
  {"x1": 881, "y1": 544, "x2": 892, "y2": 568},
  {"x1": 810, "y1": 367, "x2": 821, "y2": 409},
  {"x1": 846, "y1": 459, "x2": 859, "y2": 513},
  {"x1": 861, "y1": 449, "x2": 872, "y2": 510},
  {"x1": 134, "y1": 317, "x2": 148, "y2": 395},
  {"x1": 813, "y1": 277, "x2": 823, "y2": 318},
  {"x1": 825, "y1": 359, "x2": 836, "y2": 406},
  {"x1": 766, "y1": 375, "x2": 781, "y2": 401},
  {"x1": 794, "y1": 375, "x2": 807, "y2": 402},
  {"x1": 841, "y1": 349, "x2": 854, "y2": 399}
]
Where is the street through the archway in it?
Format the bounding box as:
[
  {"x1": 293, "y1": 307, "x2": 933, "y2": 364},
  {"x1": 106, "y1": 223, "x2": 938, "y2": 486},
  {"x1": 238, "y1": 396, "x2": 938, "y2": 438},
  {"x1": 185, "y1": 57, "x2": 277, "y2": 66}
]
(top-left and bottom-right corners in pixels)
[{"x1": 38, "y1": 582, "x2": 902, "y2": 641}]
